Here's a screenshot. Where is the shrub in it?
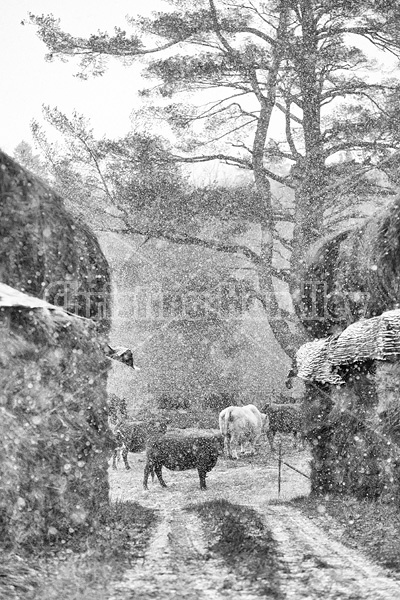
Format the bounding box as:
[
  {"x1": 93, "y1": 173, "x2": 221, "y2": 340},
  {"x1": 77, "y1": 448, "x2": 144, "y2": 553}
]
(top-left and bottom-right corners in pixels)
[
  {"x1": 156, "y1": 394, "x2": 190, "y2": 410},
  {"x1": 201, "y1": 392, "x2": 235, "y2": 412}
]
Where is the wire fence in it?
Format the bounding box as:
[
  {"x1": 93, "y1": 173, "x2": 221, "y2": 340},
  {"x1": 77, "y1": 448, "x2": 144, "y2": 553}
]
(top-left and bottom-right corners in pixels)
[{"x1": 277, "y1": 441, "x2": 310, "y2": 497}]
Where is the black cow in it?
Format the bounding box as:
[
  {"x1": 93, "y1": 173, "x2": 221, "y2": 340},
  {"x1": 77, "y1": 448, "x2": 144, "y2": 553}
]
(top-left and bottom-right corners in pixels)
[
  {"x1": 143, "y1": 429, "x2": 223, "y2": 490},
  {"x1": 262, "y1": 403, "x2": 303, "y2": 450},
  {"x1": 112, "y1": 419, "x2": 169, "y2": 470}
]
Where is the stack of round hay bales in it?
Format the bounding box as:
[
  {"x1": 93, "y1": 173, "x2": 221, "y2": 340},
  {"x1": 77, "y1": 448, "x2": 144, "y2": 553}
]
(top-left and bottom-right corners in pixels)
[{"x1": 0, "y1": 151, "x2": 111, "y2": 549}]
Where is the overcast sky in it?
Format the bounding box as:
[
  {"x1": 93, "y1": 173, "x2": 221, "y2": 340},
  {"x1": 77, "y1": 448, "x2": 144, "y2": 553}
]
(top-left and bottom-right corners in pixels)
[
  {"x1": 1, "y1": 0, "x2": 242, "y2": 184},
  {"x1": 3, "y1": 2, "x2": 398, "y2": 186},
  {"x1": 1, "y1": 0, "x2": 167, "y2": 155}
]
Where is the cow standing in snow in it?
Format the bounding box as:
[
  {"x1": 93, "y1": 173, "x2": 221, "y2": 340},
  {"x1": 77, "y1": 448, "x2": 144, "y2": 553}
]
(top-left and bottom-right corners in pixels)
[
  {"x1": 262, "y1": 402, "x2": 303, "y2": 451},
  {"x1": 112, "y1": 419, "x2": 169, "y2": 470},
  {"x1": 143, "y1": 429, "x2": 223, "y2": 490},
  {"x1": 219, "y1": 404, "x2": 268, "y2": 460}
]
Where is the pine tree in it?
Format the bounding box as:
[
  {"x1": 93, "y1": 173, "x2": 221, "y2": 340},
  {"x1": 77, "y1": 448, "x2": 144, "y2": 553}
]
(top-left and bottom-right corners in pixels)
[{"x1": 28, "y1": 1, "x2": 400, "y2": 355}]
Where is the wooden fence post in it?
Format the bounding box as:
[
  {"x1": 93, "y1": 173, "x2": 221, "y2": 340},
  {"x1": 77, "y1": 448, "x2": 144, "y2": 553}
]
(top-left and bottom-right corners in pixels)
[{"x1": 278, "y1": 442, "x2": 282, "y2": 497}]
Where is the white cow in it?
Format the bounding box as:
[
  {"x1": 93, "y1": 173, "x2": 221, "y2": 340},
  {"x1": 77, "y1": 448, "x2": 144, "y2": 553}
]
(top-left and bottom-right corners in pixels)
[{"x1": 219, "y1": 404, "x2": 268, "y2": 460}]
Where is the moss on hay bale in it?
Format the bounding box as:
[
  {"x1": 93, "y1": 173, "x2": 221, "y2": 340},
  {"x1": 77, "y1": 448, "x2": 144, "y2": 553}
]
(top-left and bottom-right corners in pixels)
[
  {"x1": 298, "y1": 196, "x2": 400, "y2": 337},
  {"x1": 0, "y1": 303, "x2": 111, "y2": 550},
  {"x1": 0, "y1": 150, "x2": 110, "y2": 328}
]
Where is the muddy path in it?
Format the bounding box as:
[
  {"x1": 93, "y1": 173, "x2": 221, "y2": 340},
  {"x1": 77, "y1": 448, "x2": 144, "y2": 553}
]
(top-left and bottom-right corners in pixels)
[
  {"x1": 108, "y1": 444, "x2": 400, "y2": 599},
  {"x1": 108, "y1": 508, "x2": 263, "y2": 600}
]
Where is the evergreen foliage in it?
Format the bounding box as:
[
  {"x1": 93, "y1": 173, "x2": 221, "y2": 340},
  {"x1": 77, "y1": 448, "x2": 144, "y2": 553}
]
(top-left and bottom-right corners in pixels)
[{"x1": 27, "y1": 1, "x2": 400, "y2": 356}]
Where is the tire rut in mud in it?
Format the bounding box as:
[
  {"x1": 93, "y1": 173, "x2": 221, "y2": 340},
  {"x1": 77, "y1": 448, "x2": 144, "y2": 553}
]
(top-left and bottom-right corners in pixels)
[
  {"x1": 108, "y1": 508, "x2": 264, "y2": 600},
  {"x1": 109, "y1": 452, "x2": 400, "y2": 600},
  {"x1": 263, "y1": 505, "x2": 400, "y2": 600}
]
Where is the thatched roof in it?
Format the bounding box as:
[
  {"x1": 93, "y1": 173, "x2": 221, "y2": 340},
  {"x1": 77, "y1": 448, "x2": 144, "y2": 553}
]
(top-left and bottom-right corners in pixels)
[
  {"x1": 330, "y1": 310, "x2": 400, "y2": 364},
  {"x1": 0, "y1": 150, "x2": 110, "y2": 328},
  {"x1": 297, "y1": 196, "x2": 400, "y2": 338},
  {"x1": 295, "y1": 309, "x2": 400, "y2": 385},
  {"x1": 296, "y1": 337, "x2": 343, "y2": 385}
]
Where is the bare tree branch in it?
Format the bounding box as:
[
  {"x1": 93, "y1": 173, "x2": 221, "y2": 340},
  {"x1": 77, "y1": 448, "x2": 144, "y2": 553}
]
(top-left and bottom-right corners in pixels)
[{"x1": 324, "y1": 140, "x2": 400, "y2": 159}]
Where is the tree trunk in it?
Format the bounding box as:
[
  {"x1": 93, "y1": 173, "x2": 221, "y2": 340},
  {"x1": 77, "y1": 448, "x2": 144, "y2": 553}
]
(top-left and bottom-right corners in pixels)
[
  {"x1": 289, "y1": 0, "x2": 327, "y2": 325},
  {"x1": 256, "y1": 208, "x2": 309, "y2": 359}
]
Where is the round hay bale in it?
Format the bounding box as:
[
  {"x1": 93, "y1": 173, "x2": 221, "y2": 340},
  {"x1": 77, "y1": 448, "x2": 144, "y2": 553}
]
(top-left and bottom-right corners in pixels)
[{"x1": 0, "y1": 149, "x2": 110, "y2": 329}]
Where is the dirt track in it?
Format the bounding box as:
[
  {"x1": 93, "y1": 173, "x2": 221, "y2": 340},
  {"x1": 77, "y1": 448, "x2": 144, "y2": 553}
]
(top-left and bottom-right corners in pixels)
[{"x1": 108, "y1": 443, "x2": 400, "y2": 600}]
